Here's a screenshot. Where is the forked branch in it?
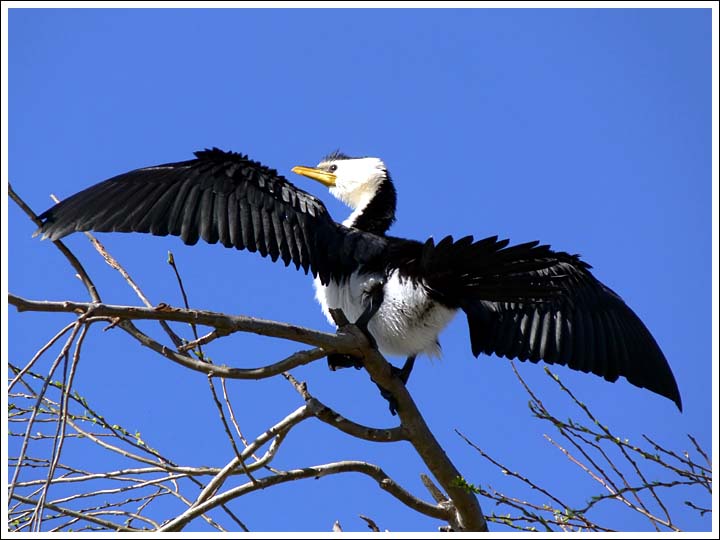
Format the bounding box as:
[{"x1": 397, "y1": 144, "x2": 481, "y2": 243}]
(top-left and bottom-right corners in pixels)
[{"x1": 9, "y1": 186, "x2": 488, "y2": 532}]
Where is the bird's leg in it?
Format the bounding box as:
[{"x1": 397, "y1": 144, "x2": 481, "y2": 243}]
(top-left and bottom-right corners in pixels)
[
  {"x1": 354, "y1": 277, "x2": 385, "y2": 347},
  {"x1": 397, "y1": 355, "x2": 416, "y2": 385},
  {"x1": 375, "y1": 355, "x2": 417, "y2": 416},
  {"x1": 327, "y1": 278, "x2": 385, "y2": 372},
  {"x1": 329, "y1": 278, "x2": 415, "y2": 416}
]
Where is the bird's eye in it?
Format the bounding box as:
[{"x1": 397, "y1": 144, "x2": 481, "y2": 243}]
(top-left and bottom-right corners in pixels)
[{"x1": 329, "y1": 164, "x2": 337, "y2": 173}]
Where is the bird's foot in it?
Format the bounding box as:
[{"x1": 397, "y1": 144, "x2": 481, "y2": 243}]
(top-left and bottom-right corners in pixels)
[
  {"x1": 375, "y1": 355, "x2": 417, "y2": 416},
  {"x1": 327, "y1": 353, "x2": 364, "y2": 371},
  {"x1": 376, "y1": 382, "x2": 400, "y2": 416}
]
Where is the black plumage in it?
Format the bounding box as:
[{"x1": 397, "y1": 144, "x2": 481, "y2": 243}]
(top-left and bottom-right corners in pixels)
[
  {"x1": 40, "y1": 149, "x2": 379, "y2": 284},
  {"x1": 461, "y1": 256, "x2": 680, "y2": 407},
  {"x1": 37, "y1": 148, "x2": 560, "y2": 299},
  {"x1": 36, "y1": 147, "x2": 682, "y2": 411}
]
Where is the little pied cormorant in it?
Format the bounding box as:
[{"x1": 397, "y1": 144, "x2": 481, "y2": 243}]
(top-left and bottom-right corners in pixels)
[{"x1": 36, "y1": 148, "x2": 682, "y2": 412}]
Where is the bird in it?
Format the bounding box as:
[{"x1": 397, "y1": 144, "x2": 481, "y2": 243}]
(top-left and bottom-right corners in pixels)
[{"x1": 35, "y1": 147, "x2": 682, "y2": 413}]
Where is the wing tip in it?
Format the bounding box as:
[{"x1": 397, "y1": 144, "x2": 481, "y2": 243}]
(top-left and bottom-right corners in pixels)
[
  {"x1": 32, "y1": 220, "x2": 58, "y2": 241},
  {"x1": 665, "y1": 382, "x2": 683, "y2": 412},
  {"x1": 674, "y1": 395, "x2": 683, "y2": 412}
]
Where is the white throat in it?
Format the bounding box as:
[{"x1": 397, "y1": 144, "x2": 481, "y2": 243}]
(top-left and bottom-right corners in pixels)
[
  {"x1": 324, "y1": 157, "x2": 386, "y2": 226},
  {"x1": 341, "y1": 190, "x2": 376, "y2": 228}
]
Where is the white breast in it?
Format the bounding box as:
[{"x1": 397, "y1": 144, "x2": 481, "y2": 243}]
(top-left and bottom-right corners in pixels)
[{"x1": 314, "y1": 270, "x2": 457, "y2": 358}]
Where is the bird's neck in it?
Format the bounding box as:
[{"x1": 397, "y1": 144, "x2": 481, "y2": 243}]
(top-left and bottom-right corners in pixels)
[{"x1": 342, "y1": 176, "x2": 397, "y2": 235}]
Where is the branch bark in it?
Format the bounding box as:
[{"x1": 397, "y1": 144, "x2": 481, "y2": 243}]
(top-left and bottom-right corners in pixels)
[
  {"x1": 120, "y1": 319, "x2": 329, "y2": 380},
  {"x1": 8, "y1": 295, "x2": 362, "y2": 352},
  {"x1": 363, "y1": 345, "x2": 488, "y2": 531},
  {"x1": 331, "y1": 313, "x2": 489, "y2": 531},
  {"x1": 10, "y1": 494, "x2": 137, "y2": 532},
  {"x1": 9, "y1": 296, "x2": 488, "y2": 531},
  {"x1": 159, "y1": 461, "x2": 453, "y2": 532}
]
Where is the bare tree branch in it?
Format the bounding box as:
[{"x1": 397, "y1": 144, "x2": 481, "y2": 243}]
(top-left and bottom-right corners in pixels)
[
  {"x1": 9, "y1": 293, "x2": 490, "y2": 531},
  {"x1": 8, "y1": 321, "x2": 77, "y2": 393},
  {"x1": 359, "y1": 514, "x2": 382, "y2": 532},
  {"x1": 160, "y1": 460, "x2": 453, "y2": 532},
  {"x1": 192, "y1": 405, "x2": 313, "y2": 507},
  {"x1": 9, "y1": 184, "x2": 101, "y2": 303},
  {"x1": 81, "y1": 228, "x2": 184, "y2": 348},
  {"x1": 8, "y1": 294, "x2": 361, "y2": 352},
  {"x1": 18, "y1": 189, "x2": 707, "y2": 534},
  {"x1": 8, "y1": 322, "x2": 83, "y2": 509},
  {"x1": 32, "y1": 323, "x2": 90, "y2": 531},
  {"x1": 10, "y1": 494, "x2": 137, "y2": 532},
  {"x1": 120, "y1": 318, "x2": 330, "y2": 379},
  {"x1": 329, "y1": 312, "x2": 488, "y2": 532},
  {"x1": 284, "y1": 372, "x2": 407, "y2": 443},
  {"x1": 450, "y1": 365, "x2": 711, "y2": 532}
]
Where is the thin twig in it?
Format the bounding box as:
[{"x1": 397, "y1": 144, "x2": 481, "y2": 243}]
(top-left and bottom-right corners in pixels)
[
  {"x1": 192, "y1": 406, "x2": 313, "y2": 507},
  {"x1": 8, "y1": 321, "x2": 77, "y2": 393},
  {"x1": 177, "y1": 329, "x2": 230, "y2": 351},
  {"x1": 120, "y1": 318, "x2": 329, "y2": 379},
  {"x1": 9, "y1": 184, "x2": 101, "y2": 302},
  {"x1": 166, "y1": 251, "x2": 201, "y2": 351},
  {"x1": 162, "y1": 460, "x2": 452, "y2": 532},
  {"x1": 219, "y1": 378, "x2": 252, "y2": 449},
  {"x1": 207, "y1": 375, "x2": 257, "y2": 483},
  {"x1": 82, "y1": 230, "x2": 183, "y2": 348},
  {"x1": 455, "y1": 429, "x2": 586, "y2": 527},
  {"x1": 32, "y1": 323, "x2": 90, "y2": 531},
  {"x1": 10, "y1": 494, "x2": 137, "y2": 532},
  {"x1": 165, "y1": 254, "x2": 252, "y2": 479},
  {"x1": 686, "y1": 435, "x2": 710, "y2": 468},
  {"x1": 8, "y1": 323, "x2": 82, "y2": 508},
  {"x1": 9, "y1": 363, "x2": 250, "y2": 531},
  {"x1": 359, "y1": 515, "x2": 382, "y2": 532},
  {"x1": 541, "y1": 367, "x2": 675, "y2": 527},
  {"x1": 515, "y1": 363, "x2": 657, "y2": 527}
]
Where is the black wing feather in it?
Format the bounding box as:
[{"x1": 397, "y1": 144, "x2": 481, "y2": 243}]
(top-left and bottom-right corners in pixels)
[
  {"x1": 36, "y1": 147, "x2": 680, "y2": 409},
  {"x1": 36, "y1": 148, "x2": 385, "y2": 285},
  {"x1": 461, "y1": 253, "x2": 682, "y2": 410}
]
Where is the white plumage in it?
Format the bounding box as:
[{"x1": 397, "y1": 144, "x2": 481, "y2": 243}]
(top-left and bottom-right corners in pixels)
[
  {"x1": 314, "y1": 271, "x2": 456, "y2": 358},
  {"x1": 311, "y1": 154, "x2": 456, "y2": 359}
]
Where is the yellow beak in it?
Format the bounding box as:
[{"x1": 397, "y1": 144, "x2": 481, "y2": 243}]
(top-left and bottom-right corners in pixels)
[{"x1": 291, "y1": 166, "x2": 337, "y2": 187}]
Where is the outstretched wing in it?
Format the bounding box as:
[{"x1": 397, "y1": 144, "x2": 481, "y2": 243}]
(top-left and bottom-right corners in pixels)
[
  {"x1": 382, "y1": 235, "x2": 569, "y2": 305},
  {"x1": 36, "y1": 148, "x2": 385, "y2": 284},
  {"x1": 461, "y1": 253, "x2": 682, "y2": 410}
]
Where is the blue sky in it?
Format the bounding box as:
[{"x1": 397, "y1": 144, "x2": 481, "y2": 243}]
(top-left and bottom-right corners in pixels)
[{"x1": 5, "y1": 6, "x2": 715, "y2": 533}]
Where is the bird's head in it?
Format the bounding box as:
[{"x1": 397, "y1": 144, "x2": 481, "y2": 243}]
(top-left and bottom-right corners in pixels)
[{"x1": 292, "y1": 152, "x2": 388, "y2": 210}]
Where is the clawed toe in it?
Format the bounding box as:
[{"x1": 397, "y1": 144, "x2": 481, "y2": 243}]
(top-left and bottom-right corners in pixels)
[
  {"x1": 374, "y1": 355, "x2": 417, "y2": 415},
  {"x1": 327, "y1": 353, "x2": 364, "y2": 371},
  {"x1": 375, "y1": 382, "x2": 400, "y2": 416}
]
